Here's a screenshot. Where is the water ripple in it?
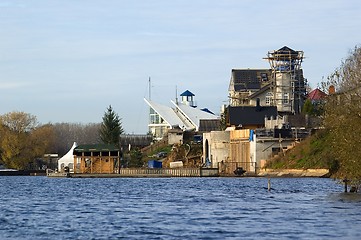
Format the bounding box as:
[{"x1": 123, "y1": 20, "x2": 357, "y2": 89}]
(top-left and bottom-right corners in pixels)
[{"x1": 1, "y1": 176, "x2": 360, "y2": 239}]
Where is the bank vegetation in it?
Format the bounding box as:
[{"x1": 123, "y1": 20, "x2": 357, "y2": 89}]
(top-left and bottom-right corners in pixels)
[{"x1": 267, "y1": 45, "x2": 361, "y2": 187}]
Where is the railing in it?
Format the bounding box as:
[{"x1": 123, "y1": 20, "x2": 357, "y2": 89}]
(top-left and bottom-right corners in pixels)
[
  {"x1": 118, "y1": 168, "x2": 219, "y2": 177},
  {"x1": 46, "y1": 169, "x2": 69, "y2": 177},
  {"x1": 219, "y1": 161, "x2": 258, "y2": 175}
]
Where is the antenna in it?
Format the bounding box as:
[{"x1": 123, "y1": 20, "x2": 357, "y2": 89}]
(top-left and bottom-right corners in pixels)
[
  {"x1": 175, "y1": 85, "x2": 178, "y2": 104},
  {"x1": 148, "y1": 76, "x2": 151, "y2": 100}
]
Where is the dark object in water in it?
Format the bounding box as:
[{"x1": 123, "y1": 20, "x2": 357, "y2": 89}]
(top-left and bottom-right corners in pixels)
[
  {"x1": 0, "y1": 169, "x2": 46, "y2": 176},
  {"x1": 234, "y1": 167, "x2": 246, "y2": 176}
]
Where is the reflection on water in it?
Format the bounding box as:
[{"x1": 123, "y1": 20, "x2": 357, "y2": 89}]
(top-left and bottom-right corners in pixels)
[{"x1": 0, "y1": 176, "x2": 360, "y2": 239}]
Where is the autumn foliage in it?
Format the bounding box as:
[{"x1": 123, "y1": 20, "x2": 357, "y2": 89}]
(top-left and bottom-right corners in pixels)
[{"x1": 0, "y1": 112, "x2": 54, "y2": 170}]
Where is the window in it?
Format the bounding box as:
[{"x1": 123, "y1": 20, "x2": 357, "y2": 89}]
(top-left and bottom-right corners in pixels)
[
  {"x1": 283, "y1": 93, "x2": 289, "y2": 104},
  {"x1": 150, "y1": 109, "x2": 161, "y2": 124},
  {"x1": 261, "y1": 73, "x2": 268, "y2": 81},
  {"x1": 265, "y1": 92, "x2": 273, "y2": 105}
]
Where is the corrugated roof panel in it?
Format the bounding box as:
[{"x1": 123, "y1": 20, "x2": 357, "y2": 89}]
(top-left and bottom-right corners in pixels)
[
  {"x1": 144, "y1": 99, "x2": 193, "y2": 130},
  {"x1": 171, "y1": 100, "x2": 220, "y2": 131}
]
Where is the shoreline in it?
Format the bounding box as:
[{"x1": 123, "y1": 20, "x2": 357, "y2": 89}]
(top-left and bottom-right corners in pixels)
[
  {"x1": 1, "y1": 168, "x2": 330, "y2": 178},
  {"x1": 46, "y1": 168, "x2": 330, "y2": 178}
]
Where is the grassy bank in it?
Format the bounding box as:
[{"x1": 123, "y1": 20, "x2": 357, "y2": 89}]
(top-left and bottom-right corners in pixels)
[{"x1": 265, "y1": 130, "x2": 338, "y2": 173}]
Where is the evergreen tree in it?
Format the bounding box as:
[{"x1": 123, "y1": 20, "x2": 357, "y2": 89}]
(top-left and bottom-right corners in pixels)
[
  {"x1": 99, "y1": 105, "x2": 123, "y2": 145},
  {"x1": 128, "y1": 148, "x2": 144, "y2": 167},
  {"x1": 302, "y1": 99, "x2": 314, "y2": 115},
  {"x1": 220, "y1": 106, "x2": 228, "y2": 130}
]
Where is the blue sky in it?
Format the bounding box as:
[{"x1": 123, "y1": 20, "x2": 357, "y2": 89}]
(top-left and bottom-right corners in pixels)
[{"x1": 1, "y1": 0, "x2": 360, "y2": 134}]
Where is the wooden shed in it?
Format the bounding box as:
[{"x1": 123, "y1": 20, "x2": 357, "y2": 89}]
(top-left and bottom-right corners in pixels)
[{"x1": 73, "y1": 144, "x2": 120, "y2": 174}]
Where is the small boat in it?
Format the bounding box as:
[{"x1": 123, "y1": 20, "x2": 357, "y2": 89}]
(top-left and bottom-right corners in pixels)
[{"x1": 234, "y1": 167, "x2": 246, "y2": 176}]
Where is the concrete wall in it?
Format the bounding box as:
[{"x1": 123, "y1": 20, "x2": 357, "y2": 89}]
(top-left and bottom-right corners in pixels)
[
  {"x1": 254, "y1": 137, "x2": 295, "y2": 168},
  {"x1": 249, "y1": 90, "x2": 269, "y2": 107},
  {"x1": 203, "y1": 131, "x2": 230, "y2": 168},
  {"x1": 258, "y1": 168, "x2": 329, "y2": 177},
  {"x1": 265, "y1": 115, "x2": 285, "y2": 129},
  {"x1": 275, "y1": 72, "x2": 292, "y2": 112},
  {"x1": 168, "y1": 132, "x2": 183, "y2": 145},
  {"x1": 203, "y1": 129, "x2": 299, "y2": 175}
]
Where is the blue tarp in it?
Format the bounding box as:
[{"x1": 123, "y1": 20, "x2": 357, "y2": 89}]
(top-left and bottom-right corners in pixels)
[
  {"x1": 249, "y1": 130, "x2": 254, "y2": 141},
  {"x1": 148, "y1": 160, "x2": 162, "y2": 168}
]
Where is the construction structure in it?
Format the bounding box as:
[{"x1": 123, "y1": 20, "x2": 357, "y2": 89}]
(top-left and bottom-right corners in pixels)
[
  {"x1": 228, "y1": 46, "x2": 307, "y2": 115},
  {"x1": 264, "y1": 46, "x2": 306, "y2": 114}
]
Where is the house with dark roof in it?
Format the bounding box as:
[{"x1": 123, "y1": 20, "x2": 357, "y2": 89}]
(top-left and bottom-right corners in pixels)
[
  {"x1": 227, "y1": 100, "x2": 278, "y2": 129},
  {"x1": 229, "y1": 69, "x2": 272, "y2": 106},
  {"x1": 228, "y1": 46, "x2": 307, "y2": 115}
]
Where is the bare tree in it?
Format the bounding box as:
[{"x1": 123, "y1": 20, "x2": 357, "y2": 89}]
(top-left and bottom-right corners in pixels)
[{"x1": 51, "y1": 122, "x2": 101, "y2": 156}]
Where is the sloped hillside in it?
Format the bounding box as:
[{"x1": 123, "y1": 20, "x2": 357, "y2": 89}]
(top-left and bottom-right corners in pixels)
[
  {"x1": 161, "y1": 143, "x2": 203, "y2": 168},
  {"x1": 265, "y1": 130, "x2": 338, "y2": 173}
]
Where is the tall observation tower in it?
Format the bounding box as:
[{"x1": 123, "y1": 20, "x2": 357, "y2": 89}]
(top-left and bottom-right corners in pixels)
[{"x1": 265, "y1": 46, "x2": 306, "y2": 114}]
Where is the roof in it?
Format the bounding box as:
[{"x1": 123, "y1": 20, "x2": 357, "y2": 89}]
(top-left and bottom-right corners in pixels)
[
  {"x1": 200, "y1": 108, "x2": 214, "y2": 114},
  {"x1": 180, "y1": 90, "x2": 195, "y2": 97},
  {"x1": 144, "y1": 98, "x2": 219, "y2": 131},
  {"x1": 198, "y1": 119, "x2": 221, "y2": 132},
  {"x1": 171, "y1": 100, "x2": 220, "y2": 131},
  {"x1": 248, "y1": 83, "x2": 272, "y2": 99},
  {"x1": 228, "y1": 106, "x2": 277, "y2": 126},
  {"x1": 74, "y1": 144, "x2": 119, "y2": 152},
  {"x1": 144, "y1": 98, "x2": 193, "y2": 130},
  {"x1": 231, "y1": 69, "x2": 271, "y2": 91},
  {"x1": 307, "y1": 88, "x2": 327, "y2": 100},
  {"x1": 275, "y1": 46, "x2": 298, "y2": 55},
  {"x1": 266, "y1": 46, "x2": 304, "y2": 61}
]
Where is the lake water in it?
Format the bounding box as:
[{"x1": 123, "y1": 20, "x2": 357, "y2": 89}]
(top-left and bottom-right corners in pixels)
[{"x1": 1, "y1": 176, "x2": 361, "y2": 239}]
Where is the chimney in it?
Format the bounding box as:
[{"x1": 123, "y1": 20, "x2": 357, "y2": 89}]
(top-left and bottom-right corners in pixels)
[{"x1": 329, "y1": 85, "x2": 335, "y2": 94}]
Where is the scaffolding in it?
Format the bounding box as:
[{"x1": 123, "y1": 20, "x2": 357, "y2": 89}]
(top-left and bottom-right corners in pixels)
[{"x1": 264, "y1": 46, "x2": 306, "y2": 114}]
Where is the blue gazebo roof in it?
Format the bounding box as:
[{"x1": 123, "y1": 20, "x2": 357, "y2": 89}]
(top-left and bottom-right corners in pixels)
[{"x1": 180, "y1": 90, "x2": 194, "y2": 97}]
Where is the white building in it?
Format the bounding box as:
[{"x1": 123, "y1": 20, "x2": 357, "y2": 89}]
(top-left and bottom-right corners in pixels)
[
  {"x1": 57, "y1": 142, "x2": 77, "y2": 172},
  {"x1": 144, "y1": 90, "x2": 220, "y2": 140}
]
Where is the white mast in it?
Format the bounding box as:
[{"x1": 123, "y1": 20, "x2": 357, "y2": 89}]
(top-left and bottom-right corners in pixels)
[
  {"x1": 148, "y1": 76, "x2": 151, "y2": 100},
  {"x1": 175, "y1": 85, "x2": 178, "y2": 105}
]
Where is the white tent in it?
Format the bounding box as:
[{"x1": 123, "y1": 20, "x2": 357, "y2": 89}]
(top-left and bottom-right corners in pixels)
[{"x1": 58, "y1": 142, "x2": 77, "y2": 172}]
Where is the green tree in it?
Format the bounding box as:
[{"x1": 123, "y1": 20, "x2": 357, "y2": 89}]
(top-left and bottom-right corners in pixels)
[
  {"x1": 128, "y1": 148, "x2": 144, "y2": 167},
  {"x1": 322, "y1": 46, "x2": 361, "y2": 188},
  {"x1": 220, "y1": 106, "x2": 228, "y2": 130},
  {"x1": 99, "y1": 105, "x2": 124, "y2": 145},
  {"x1": 302, "y1": 98, "x2": 314, "y2": 115}
]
